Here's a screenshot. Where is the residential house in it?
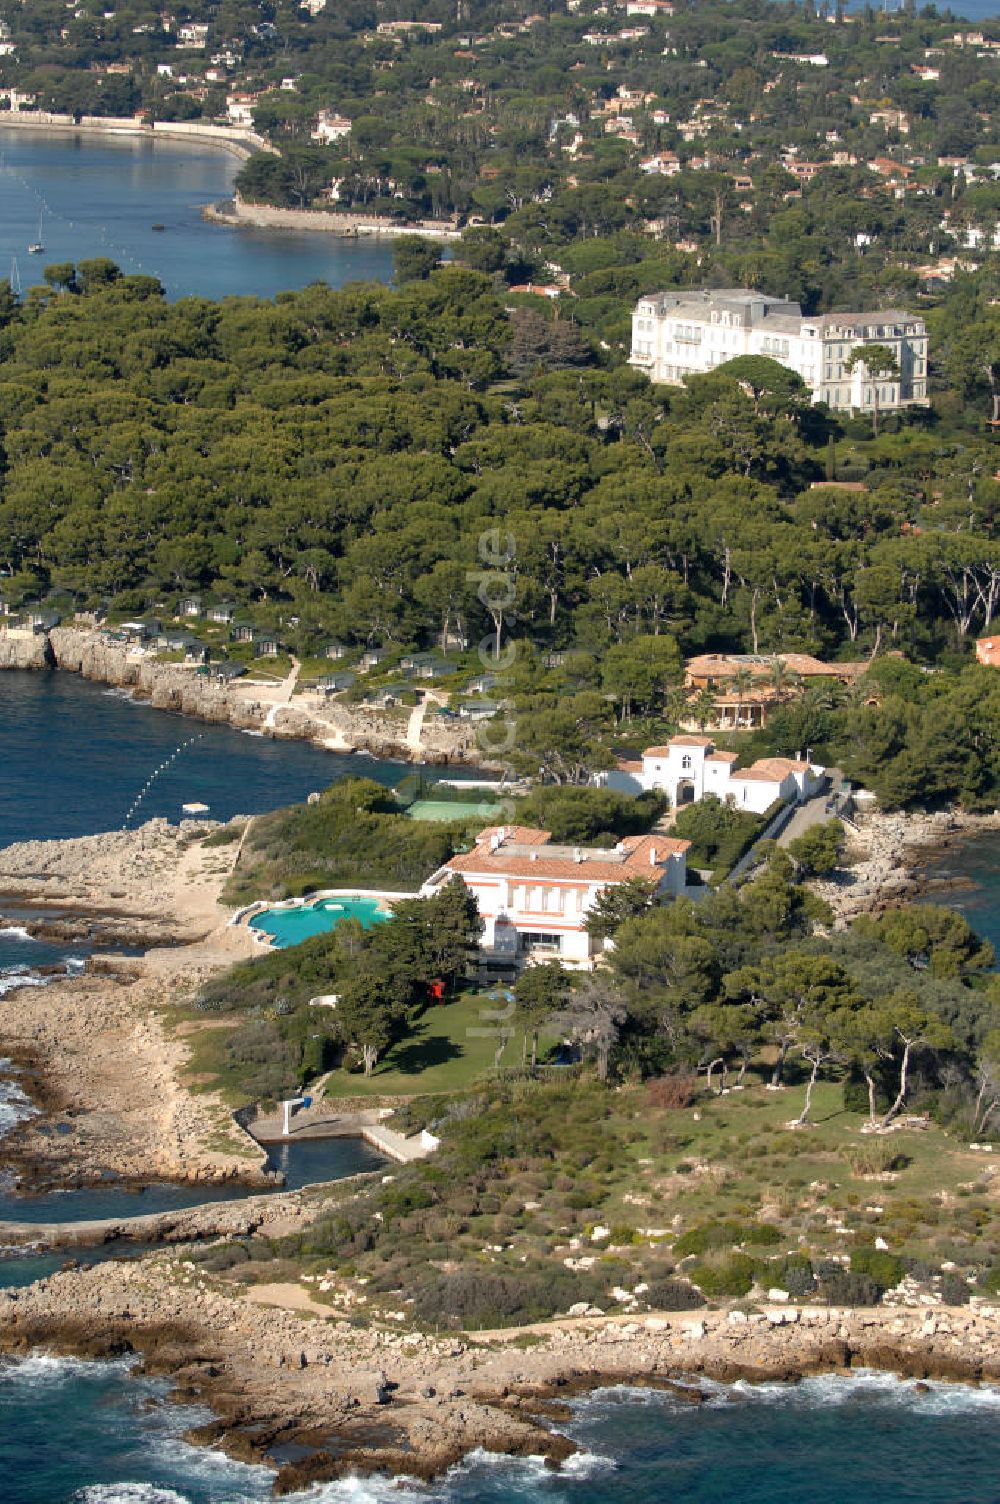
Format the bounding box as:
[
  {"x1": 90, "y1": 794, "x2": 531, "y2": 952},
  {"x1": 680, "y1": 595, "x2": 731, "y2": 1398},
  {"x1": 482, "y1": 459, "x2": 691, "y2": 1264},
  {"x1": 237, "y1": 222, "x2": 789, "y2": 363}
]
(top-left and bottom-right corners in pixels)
[
  {"x1": 682, "y1": 651, "x2": 869, "y2": 728},
  {"x1": 365, "y1": 685, "x2": 402, "y2": 708},
  {"x1": 226, "y1": 92, "x2": 259, "y2": 127},
  {"x1": 360, "y1": 647, "x2": 390, "y2": 671},
  {"x1": 975, "y1": 636, "x2": 1000, "y2": 667},
  {"x1": 318, "y1": 671, "x2": 357, "y2": 693},
  {"x1": 253, "y1": 632, "x2": 281, "y2": 658},
  {"x1": 179, "y1": 596, "x2": 202, "y2": 618},
  {"x1": 176, "y1": 22, "x2": 209, "y2": 47},
  {"x1": 457, "y1": 699, "x2": 499, "y2": 722},
  {"x1": 640, "y1": 151, "x2": 681, "y2": 175},
  {"x1": 324, "y1": 641, "x2": 350, "y2": 660},
  {"x1": 201, "y1": 661, "x2": 246, "y2": 682},
  {"x1": 421, "y1": 824, "x2": 690, "y2": 969},
  {"x1": 311, "y1": 110, "x2": 352, "y2": 144},
  {"x1": 207, "y1": 602, "x2": 236, "y2": 624},
  {"x1": 599, "y1": 736, "x2": 825, "y2": 814}
]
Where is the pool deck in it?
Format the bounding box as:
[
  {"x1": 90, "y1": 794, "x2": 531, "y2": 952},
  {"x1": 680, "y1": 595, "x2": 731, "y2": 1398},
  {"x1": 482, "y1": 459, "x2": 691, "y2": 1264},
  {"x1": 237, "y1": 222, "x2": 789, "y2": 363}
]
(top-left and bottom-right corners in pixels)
[
  {"x1": 231, "y1": 888, "x2": 416, "y2": 949},
  {"x1": 250, "y1": 1105, "x2": 438, "y2": 1163}
]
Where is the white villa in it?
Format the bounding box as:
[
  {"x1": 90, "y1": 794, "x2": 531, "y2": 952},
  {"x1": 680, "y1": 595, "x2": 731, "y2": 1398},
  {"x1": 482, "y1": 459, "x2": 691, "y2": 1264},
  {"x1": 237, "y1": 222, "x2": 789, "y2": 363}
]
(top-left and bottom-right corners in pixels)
[
  {"x1": 629, "y1": 288, "x2": 928, "y2": 413},
  {"x1": 599, "y1": 736, "x2": 825, "y2": 814},
  {"x1": 421, "y1": 825, "x2": 690, "y2": 969}
]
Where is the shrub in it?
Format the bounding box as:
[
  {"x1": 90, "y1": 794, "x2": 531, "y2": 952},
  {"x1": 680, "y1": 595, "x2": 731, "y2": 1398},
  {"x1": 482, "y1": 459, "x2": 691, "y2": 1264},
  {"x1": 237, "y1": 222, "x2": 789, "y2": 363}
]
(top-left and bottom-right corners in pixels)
[
  {"x1": 644, "y1": 1278, "x2": 706, "y2": 1311},
  {"x1": 817, "y1": 1270, "x2": 884, "y2": 1307},
  {"x1": 194, "y1": 1240, "x2": 252, "y2": 1272},
  {"x1": 674, "y1": 1220, "x2": 778, "y2": 1257},
  {"x1": 977, "y1": 1263, "x2": 1000, "y2": 1295},
  {"x1": 646, "y1": 1074, "x2": 697, "y2": 1111},
  {"x1": 410, "y1": 1267, "x2": 605, "y2": 1329},
  {"x1": 851, "y1": 1248, "x2": 905, "y2": 1291},
  {"x1": 842, "y1": 1142, "x2": 910, "y2": 1176},
  {"x1": 939, "y1": 1273, "x2": 971, "y2": 1305},
  {"x1": 767, "y1": 1255, "x2": 815, "y2": 1298},
  {"x1": 202, "y1": 822, "x2": 245, "y2": 847},
  {"x1": 690, "y1": 1253, "x2": 758, "y2": 1299}
]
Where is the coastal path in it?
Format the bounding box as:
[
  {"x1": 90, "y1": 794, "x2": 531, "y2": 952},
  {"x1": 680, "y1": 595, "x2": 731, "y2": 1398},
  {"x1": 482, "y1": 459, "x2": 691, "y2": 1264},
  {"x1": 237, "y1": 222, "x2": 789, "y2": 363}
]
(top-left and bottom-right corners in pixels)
[{"x1": 262, "y1": 657, "x2": 300, "y2": 731}]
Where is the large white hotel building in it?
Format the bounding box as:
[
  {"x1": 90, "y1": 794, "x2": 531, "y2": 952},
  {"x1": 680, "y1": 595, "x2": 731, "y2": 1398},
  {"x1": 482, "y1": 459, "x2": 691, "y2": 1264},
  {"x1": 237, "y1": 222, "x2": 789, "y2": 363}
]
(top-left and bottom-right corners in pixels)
[{"x1": 629, "y1": 289, "x2": 928, "y2": 413}]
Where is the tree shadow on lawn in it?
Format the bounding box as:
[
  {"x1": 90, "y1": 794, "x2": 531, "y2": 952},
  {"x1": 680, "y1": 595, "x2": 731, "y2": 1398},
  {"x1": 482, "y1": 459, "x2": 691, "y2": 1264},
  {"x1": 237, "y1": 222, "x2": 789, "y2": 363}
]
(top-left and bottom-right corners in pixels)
[{"x1": 389, "y1": 1035, "x2": 464, "y2": 1074}]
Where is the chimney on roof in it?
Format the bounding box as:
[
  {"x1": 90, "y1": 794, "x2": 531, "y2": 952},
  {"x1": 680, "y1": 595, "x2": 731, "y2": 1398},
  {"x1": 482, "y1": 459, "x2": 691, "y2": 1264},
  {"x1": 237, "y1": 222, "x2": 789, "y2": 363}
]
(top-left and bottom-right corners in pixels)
[
  {"x1": 574, "y1": 848, "x2": 583, "y2": 863},
  {"x1": 650, "y1": 845, "x2": 657, "y2": 865}
]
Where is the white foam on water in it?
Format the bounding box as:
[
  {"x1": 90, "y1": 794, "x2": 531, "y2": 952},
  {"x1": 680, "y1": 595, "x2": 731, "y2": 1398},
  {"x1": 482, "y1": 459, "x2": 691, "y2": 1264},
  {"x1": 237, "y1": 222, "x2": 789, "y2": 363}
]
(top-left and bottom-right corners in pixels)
[
  {"x1": 697, "y1": 1369, "x2": 1000, "y2": 1415},
  {"x1": 0, "y1": 925, "x2": 32, "y2": 943},
  {"x1": 66, "y1": 956, "x2": 87, "y2": 972},
  {"x1": 0, "y1": 1353, "x2": 125, "y2": 1386},
  {"x1": 0, "y1": 967, "x2": 49, "y2": 997},
  {"x1": 295, "y1": 1477, "x2": 426, "y2": 1504},
  {"x1": 559, "y1": 1448, "x2": 617, "y2": 1477},
  {"x1": 0, "y1": 1075, "x2": 37, "y2": 1137},
  {"x1": 74, "y1": 1487, "x2": 192, "y2": 1504}
]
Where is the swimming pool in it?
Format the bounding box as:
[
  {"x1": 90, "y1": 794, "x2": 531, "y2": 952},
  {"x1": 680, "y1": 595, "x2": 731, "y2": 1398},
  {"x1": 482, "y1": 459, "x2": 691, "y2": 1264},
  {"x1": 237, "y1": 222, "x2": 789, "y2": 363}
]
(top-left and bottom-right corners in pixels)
[{"x1": 248, "y1": 893, "x2": 391, "y2": 949}]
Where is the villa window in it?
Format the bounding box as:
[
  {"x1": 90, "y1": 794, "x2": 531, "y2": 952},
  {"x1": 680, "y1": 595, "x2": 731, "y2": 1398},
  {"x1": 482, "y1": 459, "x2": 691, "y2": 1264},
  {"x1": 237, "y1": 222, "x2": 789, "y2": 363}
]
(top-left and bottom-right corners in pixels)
[{"x1": 681, "y1": 754, "x2": 692, "y2": 770}]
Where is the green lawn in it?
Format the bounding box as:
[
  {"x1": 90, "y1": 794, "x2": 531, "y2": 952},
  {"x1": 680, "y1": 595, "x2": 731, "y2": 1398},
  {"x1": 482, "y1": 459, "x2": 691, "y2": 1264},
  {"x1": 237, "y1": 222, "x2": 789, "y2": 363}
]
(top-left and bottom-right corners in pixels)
[{"x1": 321, "y1": 990, "x2": 519, "y2": 1099}]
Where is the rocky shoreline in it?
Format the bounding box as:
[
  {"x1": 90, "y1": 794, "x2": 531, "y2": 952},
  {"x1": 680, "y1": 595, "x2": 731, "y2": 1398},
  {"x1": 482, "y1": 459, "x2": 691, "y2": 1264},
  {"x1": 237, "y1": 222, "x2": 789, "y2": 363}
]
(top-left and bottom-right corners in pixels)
[
  {"x1": 0, "y1": 624, "x2": 488, "y2": 768},
  {"x1": 814, "y1": 806, "x2": 1000, "y2": 925},
  {"x1": 1, "y1": 1255, "x2": 997, "y2": 1493}
]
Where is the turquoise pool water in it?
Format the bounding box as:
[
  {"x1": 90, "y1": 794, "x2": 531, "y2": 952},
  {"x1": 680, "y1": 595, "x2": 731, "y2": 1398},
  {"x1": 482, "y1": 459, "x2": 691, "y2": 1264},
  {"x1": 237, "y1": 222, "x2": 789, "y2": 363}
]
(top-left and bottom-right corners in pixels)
[{"x1": 248, "y1": 894, "x2": 391, "y2": 948}]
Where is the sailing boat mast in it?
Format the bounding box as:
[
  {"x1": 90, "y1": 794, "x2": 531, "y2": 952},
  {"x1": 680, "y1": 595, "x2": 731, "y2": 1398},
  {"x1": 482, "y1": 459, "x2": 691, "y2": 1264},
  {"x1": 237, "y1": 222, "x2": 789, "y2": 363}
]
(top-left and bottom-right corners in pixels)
[{"x1": 28, "y1": 207, "x2": 44, "y2": 254}]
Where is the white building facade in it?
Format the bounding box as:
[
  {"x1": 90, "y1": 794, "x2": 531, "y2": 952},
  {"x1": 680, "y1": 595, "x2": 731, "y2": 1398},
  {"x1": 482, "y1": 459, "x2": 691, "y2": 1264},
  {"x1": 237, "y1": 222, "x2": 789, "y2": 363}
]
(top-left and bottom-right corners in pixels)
[
  {"x1": 421, "y1": 825, "x2": 689, "y2": 969},
  {"x1": 599, "y1": 736, "x2": 825, "y2": 815},
  {"x1": 629, "y1": 289, "x2": 928, "y2": 413}
]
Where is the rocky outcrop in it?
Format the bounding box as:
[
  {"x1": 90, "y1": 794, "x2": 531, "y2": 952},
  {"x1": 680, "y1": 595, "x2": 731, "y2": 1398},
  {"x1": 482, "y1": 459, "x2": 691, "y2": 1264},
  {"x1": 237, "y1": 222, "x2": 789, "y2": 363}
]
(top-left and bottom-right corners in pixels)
[
  {"x1": 3, "y1": 625, "x2": 485, "y2": 766},
  {"x1": 1, "y1": 1259, "x2": 997, "y2": 1491},
  {"x1": 0, "y1": 630, "x2": 52, "y2": 670}
]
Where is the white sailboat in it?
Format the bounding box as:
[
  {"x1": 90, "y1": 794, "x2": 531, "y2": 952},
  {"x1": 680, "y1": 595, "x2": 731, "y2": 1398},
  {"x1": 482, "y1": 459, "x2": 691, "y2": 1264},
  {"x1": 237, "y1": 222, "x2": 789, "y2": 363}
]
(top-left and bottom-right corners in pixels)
[
  {"x1": 27, "y1": 209, "x2": 44, "y2": 254},
  {"x1": 8, "y1": 256, "x2": 20, "y2": 296}
]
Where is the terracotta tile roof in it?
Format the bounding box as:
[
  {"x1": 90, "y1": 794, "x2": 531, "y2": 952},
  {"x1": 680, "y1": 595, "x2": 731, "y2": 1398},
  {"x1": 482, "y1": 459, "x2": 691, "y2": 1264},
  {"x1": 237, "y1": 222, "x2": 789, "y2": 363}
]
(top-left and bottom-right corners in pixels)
[
  {"x1": 667, "y1": 734, "x2": 715, "y2": 747},
  {"x1": 616, "y1": 759, "x2": 645, "y2": 773},
  {"x1": 446, "y1": 831, "x2": 690, "y2": 883},
  {"x1": 686, "y1": 653, "x2": 868, "y2": 682},
  {"x1": 474, "y1": 825, "x2": 552, "y2": 846},
  {"x1": 734, "y1": 757, "x2": 811, "y2": 781},
  {"x1": 705, "y1": 750, "x2": 740, "y2": 762}
]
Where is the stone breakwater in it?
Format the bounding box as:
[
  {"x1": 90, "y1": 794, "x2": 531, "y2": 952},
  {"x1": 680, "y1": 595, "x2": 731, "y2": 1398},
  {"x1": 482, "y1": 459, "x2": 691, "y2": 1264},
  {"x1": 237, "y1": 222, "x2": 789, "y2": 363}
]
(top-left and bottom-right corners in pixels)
[
  {"x1": 0, "y1": 1184, "x2": 311, "y2": 1250},
  {"x1": 1, "y1": 1255, "x2": 997, "y2": 1492},
  {"x1": 204, "y1": 195, "x2": 462, "y2": 240},
  {"x1": 0, "y1": 624, "x2": 482, "y2": 765}
]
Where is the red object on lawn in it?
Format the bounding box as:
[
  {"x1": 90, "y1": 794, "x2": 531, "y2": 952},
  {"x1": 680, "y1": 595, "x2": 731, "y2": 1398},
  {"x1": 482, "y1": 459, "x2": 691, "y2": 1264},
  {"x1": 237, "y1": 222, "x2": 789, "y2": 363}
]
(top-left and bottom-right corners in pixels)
[{"x1": 428, "y1": 979, "x2": 445, "y2": 1002}]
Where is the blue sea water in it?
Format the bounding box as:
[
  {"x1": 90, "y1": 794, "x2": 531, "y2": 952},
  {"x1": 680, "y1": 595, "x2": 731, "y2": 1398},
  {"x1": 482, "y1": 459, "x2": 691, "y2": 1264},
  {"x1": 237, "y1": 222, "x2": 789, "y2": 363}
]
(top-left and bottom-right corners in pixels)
[
  {"x1": 917, "y1": 829, "x2": 1000, "y2": 957},
  {"x1": 0, "y1": 1365, "x2": 998, "y2": 1504},
  {"x1": 0, "y1": 669, "x2": 415, "y2": 849},
  {"x1": 0, "y1": 127, "x2": 394, "y2": 301}
]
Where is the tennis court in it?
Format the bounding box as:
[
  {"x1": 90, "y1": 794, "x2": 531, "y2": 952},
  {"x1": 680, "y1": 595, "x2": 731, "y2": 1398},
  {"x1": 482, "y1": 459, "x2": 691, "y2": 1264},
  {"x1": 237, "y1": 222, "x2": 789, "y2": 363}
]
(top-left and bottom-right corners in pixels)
[{"x1": 405, "y1": 798, "x2": 504, "y2": 822}]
